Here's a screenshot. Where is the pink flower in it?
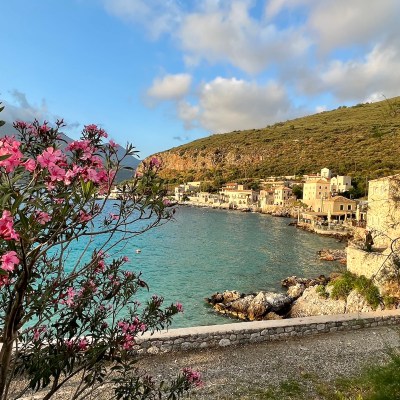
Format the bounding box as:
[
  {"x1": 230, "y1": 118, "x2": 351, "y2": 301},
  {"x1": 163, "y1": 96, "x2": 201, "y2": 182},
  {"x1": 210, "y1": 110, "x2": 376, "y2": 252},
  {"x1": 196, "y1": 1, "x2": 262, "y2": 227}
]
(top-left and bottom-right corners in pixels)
[
  {"x1": 48, "y1": 164, "x2": 66, "y2": 182},
  {"x1": 0, "y1": 275, "x2": 10, "y2": 287},
  {"x1": 36, "y1": 211, "x2": 51, "y2": 225},
  {"x1": 122, "y1": 256, "x2": 129, "y2": 263},
  {"x1": 61, "y1": 287, "x2": 76, "y2": 307},
  {"x1": 79, "y1": 210, "x2": 93, "y2": 223},
  {"x1": 149, "y1": 157, "x2": 161, "y2": 168},
  {"x1": 109, "y1": 213, "x2": 119, "y2": 221},
  {"x1": 0, "y1": 210, "x2": 19, "y2": 241},
  {"x1": 78, "y1": 338, "x2": 88, "y2": 351},
  {"x1": 182, "y1": 368, "x2": 203, "y2": 387},
  {"x1": 0, "y1": 137, "x2": 23, "y2": 172},
  {"x1": 1, "y1": 251, "x2": 19, "y2": 272},
  {"x1": 175, "y1": 302, "x2": 184, "y2": 313},
  {"x1": 37, "y1": 147, "x2": 64, "y2": 168},
  {"x1": 109, "y1": 140, "x2": 118, "y2": 148},
  {"x1": 23, "y1": 159, "x2": 36, "y2": 172},
  {"x1": 33, "y1": 326, "x2": 46, "y2": 342}
]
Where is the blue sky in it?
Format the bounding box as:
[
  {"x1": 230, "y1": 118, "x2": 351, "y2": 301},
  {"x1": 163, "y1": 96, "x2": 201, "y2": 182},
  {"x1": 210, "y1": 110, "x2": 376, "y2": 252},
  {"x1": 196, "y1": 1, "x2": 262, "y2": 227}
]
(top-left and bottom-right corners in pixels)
[{"x1": 1, "y1": 0, "x2": 400, "y2": 158}]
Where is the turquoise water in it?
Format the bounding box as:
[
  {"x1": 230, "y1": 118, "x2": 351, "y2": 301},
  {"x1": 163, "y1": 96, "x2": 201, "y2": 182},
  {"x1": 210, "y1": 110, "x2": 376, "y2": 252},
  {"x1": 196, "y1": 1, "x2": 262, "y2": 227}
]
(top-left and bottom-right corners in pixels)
[{"x1": 89, "y1": 205, "x2": 344, "y2": 328}]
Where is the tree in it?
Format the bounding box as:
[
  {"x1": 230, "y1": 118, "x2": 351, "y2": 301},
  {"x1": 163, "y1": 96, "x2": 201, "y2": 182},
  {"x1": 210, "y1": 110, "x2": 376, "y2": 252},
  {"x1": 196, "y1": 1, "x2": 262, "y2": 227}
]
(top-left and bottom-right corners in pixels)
[{"x1": 0, "y1": 106, "x2": 201, "y2": 399}]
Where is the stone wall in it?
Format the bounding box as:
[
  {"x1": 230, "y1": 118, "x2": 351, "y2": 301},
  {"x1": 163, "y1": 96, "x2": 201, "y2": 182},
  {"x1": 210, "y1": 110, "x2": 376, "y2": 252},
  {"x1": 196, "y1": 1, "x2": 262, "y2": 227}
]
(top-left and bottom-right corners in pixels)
[
  {"x1": 347, "y1": 246, "x2": 390, "y2": 279},
  {"x1": 134, "y1": 309, "x2": 400, "y2": 355}
]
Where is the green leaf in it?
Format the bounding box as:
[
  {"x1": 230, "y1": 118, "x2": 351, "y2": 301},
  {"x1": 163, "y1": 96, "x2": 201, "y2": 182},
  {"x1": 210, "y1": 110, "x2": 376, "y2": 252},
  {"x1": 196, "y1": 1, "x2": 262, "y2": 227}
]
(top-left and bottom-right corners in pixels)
[
  {"x1": 0, "y1": 121, "x2": 5, "y2": 127},
  {"x1": 0, "y1": 154, "x2": 11, "y2": 161}
]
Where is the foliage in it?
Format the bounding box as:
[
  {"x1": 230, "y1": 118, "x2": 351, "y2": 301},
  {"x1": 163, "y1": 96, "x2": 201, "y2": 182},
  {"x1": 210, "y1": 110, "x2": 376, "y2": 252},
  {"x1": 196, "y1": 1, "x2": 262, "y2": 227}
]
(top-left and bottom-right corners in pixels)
[
  {"x1": 158, "y1": 96, "x2": 400, "y2": 186},
  {"x1": 0, "y1": 107, "x2": 201, "y2": 399},
  {"x1": 329, "y1": 272, "x2": 381, "y2": 309},
  {"x1": 329, "y1": 272, "x2": 357, "y2": 300},
  {"x1": 315, "y1": 284, "x2": 329, "y2": 299}
]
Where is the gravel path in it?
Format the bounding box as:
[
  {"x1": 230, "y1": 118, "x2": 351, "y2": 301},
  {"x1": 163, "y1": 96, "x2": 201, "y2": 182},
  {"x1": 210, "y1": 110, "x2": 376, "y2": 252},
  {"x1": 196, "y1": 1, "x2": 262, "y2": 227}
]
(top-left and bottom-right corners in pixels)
[{"x1": 16, "y1": 325, "x2": 400, "y2": 399}]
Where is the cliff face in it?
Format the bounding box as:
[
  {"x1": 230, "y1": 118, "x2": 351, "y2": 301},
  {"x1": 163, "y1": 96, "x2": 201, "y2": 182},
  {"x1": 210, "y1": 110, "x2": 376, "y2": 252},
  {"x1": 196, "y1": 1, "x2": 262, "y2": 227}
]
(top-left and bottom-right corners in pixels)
[{"x1": 151, "y1": 97, "x2": 400, "y2": 182}]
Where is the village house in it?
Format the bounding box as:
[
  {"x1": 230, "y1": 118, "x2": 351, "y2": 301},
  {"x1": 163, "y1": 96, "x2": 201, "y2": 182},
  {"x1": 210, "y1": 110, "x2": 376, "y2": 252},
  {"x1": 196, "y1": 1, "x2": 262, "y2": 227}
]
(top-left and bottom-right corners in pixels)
[
  {"x1": 273, "y1": 186, "x2": 293, "y2": 206},
  {"x1": 174, "y1": 181, "x2": 201, "y2": 201},
  {"x1": 220, "y1": 183, "x2": 258, "y2": 209}
]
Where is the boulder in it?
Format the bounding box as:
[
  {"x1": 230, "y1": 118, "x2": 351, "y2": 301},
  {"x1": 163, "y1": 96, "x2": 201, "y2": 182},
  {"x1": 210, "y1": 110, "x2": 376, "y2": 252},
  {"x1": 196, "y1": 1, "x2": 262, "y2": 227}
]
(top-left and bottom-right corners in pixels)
[
  {"x1": 289, "y1": 286, "x2": 346, "y2": 317},
  {"x1": 345, "y1": 290, "x2": 378, "y2": 313},
  {"x1": 287, "y1": 283, "x2": 306, "y2": 299},
  {"x1": 229, "y1": 295, "x2": 255, "y2": 314}
]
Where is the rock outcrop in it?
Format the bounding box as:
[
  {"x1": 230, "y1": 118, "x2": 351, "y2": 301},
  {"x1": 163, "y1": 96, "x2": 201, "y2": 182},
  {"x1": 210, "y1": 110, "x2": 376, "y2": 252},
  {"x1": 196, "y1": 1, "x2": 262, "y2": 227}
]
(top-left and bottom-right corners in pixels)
[
  {"x1": 206, "y1": 290, "x2": 292, "y2": 321},
  {"x1": 207, "y1": 272, "x2": 389, "y2": 321}
]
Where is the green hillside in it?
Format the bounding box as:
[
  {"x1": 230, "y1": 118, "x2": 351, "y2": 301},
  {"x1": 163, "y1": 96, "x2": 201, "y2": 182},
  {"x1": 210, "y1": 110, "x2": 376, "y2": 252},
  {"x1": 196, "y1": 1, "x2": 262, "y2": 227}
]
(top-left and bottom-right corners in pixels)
[{"x1": 156, "y1": 96, "x2": 400, "y2": 187}]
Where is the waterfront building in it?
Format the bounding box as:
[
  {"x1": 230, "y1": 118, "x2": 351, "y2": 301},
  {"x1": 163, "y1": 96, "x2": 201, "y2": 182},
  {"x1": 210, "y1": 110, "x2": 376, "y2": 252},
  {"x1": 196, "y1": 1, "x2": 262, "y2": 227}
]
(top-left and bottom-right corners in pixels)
[{"x1": 220, "y1": 183, "x2": 258, "y2": 209}]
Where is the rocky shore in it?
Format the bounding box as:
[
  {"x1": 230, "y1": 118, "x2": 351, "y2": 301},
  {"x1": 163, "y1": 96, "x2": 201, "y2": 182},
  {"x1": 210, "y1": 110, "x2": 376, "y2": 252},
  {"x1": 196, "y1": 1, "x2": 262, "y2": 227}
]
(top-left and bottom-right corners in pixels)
[{"x1": 205, "y1": 272, "x2": 386, "y2": 322}]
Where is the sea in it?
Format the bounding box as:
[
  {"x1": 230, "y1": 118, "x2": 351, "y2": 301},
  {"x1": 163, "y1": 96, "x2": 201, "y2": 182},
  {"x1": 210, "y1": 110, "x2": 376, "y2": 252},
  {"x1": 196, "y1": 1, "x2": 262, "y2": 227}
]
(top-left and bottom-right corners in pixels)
[{"x1": 75, "y1": 204, "x2": 345, "y2": 328}]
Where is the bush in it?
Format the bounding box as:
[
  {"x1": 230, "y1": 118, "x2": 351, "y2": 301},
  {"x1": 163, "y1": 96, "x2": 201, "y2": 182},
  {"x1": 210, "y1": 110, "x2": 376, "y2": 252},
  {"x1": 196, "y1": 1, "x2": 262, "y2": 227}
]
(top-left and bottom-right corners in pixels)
[
  {"x1": 329, "y1": 272, "x2": 381, "y2": 309},
  {"x1": 0, "y1": 105, "x2": 201, "y2": 399},
  {"x1": 330, "y1": 272, "x2": 357, "y2": 300}
]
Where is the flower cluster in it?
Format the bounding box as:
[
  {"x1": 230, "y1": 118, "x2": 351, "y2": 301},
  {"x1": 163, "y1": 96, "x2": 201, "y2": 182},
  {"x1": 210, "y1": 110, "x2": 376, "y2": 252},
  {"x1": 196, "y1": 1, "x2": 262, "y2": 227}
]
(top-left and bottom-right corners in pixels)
[
  {"x1": 0, "y1": 136, "x2": 23, "y2": 172},
  {"x1": 182, "y1": 368, "x2": 203, "y2": 388},
  {"x1": 117, "y1": 318, "x2": 147, "y2": 350},
  {"x1": 0, "y1": 210, "x2": 19, "y2": 241}
]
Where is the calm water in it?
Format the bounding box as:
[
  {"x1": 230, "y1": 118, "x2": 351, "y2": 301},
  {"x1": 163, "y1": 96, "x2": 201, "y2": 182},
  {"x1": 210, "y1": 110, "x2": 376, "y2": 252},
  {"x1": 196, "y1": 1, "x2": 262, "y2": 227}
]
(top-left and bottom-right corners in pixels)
[{"x1": 91, "y1": 205, "x2": 344, "y2": 328}]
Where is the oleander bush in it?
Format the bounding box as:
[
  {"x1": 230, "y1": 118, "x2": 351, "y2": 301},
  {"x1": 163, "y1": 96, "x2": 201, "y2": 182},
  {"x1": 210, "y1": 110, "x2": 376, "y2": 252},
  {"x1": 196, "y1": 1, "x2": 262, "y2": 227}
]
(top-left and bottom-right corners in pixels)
[{"x1": 0, "y1": 103, "x2": 201, "y2": 400}]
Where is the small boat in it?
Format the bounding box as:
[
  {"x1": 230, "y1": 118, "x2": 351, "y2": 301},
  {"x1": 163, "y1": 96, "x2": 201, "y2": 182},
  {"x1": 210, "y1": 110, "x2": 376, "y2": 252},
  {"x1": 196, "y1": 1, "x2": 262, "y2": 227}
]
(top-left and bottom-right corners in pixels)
[{"x1": 135, "y1": 249, "x2": 141, "y2": 254}]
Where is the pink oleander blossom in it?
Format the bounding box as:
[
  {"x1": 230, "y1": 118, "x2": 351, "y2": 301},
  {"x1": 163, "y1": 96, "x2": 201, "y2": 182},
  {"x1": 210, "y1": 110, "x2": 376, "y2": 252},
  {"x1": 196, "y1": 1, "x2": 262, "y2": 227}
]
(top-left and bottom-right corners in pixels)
[
  {"x1": 48, "y1": 164, "x2": 66, "y2": 182},
  {"x1": 78, "y1": 338, "x2": 89, "y2": 351},
  {"x1": 61, "y1": 287, "x2": 76, "y2": 307},
  {"x1": 0, "y1": 210, "x2": 19, "y2": 241},
  {"x1": 149, "y1": 156, "x2": 161, "y2": 168},
  {"x1": 23, "y1": 159, "x2": 36, "y2": 172},
  {"x1": 0, "y1": 136, "x2": 23, "y2": 172},
  {"x1": 36, "y1": 211, "x2": 51, "y2": 225},
  {"x1": 109, "y1": 139, "x2": 118, "y2": 148},
  {"x1": 1, "y1": 251, "x2": 19, "y2": 272},
  {"x1": 182, "y1": 368, "x2": 203, "y2": 387},
  {"x1": 79, "y1": 210, "x2": 93, "y2": 223},
  {"x1": 37, "y1": 147, "x2": 64, "y2": 168},
  {"x1": 33, "y1": 326, "x2": 46, "y2": 342},
  {"x1": 0, "y1": 275, "x2": 10, "y2": 287},
  {"x1": 175, "y1": 302, "x2": 184, "y2": 312}
]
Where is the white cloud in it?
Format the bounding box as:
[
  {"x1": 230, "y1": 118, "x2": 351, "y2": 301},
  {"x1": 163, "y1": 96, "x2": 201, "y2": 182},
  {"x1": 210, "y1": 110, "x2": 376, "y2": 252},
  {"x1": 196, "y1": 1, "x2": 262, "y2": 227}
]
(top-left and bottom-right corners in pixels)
[
  {"x1": 176, "y1": 100, "x2": 199, "y2": 130},
  {"x1": 178, "y1": 2, "x2": 310, "y2": 74},
  {"x1": 308, "y1": 0, "x2": 400, "y2": 53},
  {"x1": 188, "y1": 77, "x2": 292, "y2": 133},
  {"x1": 319, "y1": 43, "x2": 400, "y2": 101},
  {"x1": 0, "y1": 90, "x2": 49, "y2": 128},
  {"x1": 315, "y1": 105, "x2": 327, "y2": 113},
  {"x1": 146, "y1": 74, "x2": 192, "y2": 103},
  {"x1": 103, "y1": 0, "x2": 182, "y2": 39},
  {"x1": 0, "y1": 90, "x2": 80, "y2": 134}
]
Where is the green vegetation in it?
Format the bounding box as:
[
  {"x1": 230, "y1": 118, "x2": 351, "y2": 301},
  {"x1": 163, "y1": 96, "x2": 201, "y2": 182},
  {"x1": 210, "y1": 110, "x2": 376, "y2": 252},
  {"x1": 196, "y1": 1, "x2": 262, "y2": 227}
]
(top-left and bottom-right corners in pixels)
[
  {"x1": 158, "y1": 96, "x2": 400, "y2": 185},
  {"x1": 329, "y1": 272, "x2": 381, "y2": 309},
  {"x1": 316, "y1": 284, "x2": 329, "y2": 299},
  {"x1": 210, "y1": 350, "x2": 400, "y2": 399}
]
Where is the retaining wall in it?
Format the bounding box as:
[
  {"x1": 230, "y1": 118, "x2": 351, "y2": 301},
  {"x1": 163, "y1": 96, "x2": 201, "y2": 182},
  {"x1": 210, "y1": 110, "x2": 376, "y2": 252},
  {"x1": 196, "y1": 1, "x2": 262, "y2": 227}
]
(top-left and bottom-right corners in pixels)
[{"x1": 135, "y1": 309, "x2": 400, "y2": 355}]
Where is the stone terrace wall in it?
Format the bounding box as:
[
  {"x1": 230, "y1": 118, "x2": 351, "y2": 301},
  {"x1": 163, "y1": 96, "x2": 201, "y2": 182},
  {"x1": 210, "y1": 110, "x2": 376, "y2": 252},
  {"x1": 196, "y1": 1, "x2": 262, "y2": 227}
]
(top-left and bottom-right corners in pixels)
[
  {"x1": 347, "y1": 246, "x2": 390, "y2": 278},
  {"x1": 135, "y1": 310, "x2": 400, "y2": 355}
]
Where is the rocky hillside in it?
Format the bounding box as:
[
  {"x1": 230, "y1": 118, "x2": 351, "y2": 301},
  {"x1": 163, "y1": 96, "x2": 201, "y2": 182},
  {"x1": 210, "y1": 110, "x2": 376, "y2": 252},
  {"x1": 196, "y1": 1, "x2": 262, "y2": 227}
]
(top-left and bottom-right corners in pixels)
[{"x1": 153, "y1": 96, "x2": 400, "y2": 184}]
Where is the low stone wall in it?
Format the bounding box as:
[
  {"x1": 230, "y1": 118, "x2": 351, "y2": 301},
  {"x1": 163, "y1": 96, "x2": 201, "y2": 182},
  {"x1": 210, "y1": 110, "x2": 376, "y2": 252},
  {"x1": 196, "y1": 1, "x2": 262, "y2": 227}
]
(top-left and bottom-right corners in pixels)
[{"x1": 135, "y1": 309, "x2": 400, "y2": 355}]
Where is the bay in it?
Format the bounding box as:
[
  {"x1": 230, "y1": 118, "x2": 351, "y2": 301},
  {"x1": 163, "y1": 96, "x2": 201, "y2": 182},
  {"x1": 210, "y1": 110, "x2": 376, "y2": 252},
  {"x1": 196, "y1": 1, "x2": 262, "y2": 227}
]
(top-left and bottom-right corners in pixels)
[{"x1": 103, "y1": 205, "x2": 345, "y2": 328}]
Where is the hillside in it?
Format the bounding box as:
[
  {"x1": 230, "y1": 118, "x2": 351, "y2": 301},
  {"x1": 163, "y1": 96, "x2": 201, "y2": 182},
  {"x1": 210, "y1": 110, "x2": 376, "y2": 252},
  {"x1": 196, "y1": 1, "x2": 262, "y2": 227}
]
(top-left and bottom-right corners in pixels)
[{"x1": 154, "y1": 96, "x2": 400, "y2": 185}]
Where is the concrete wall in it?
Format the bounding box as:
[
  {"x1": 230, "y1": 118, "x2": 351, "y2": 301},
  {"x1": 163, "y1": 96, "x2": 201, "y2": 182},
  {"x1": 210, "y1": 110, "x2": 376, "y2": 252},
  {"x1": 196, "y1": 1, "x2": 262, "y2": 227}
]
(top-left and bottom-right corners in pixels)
[{"x1": 134, "y1": 309, "x2": 400, "y2": 355}]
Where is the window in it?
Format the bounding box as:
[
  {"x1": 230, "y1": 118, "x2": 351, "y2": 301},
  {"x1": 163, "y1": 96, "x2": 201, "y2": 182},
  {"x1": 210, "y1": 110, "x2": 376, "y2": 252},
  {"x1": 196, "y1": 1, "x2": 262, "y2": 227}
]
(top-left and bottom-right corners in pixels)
[
  {"x1": 340, "y1": 205, "x2": 344, "y2": 210},
  {"x1": 347, "y1": 204, "x2": 352, "y2": 210}
]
